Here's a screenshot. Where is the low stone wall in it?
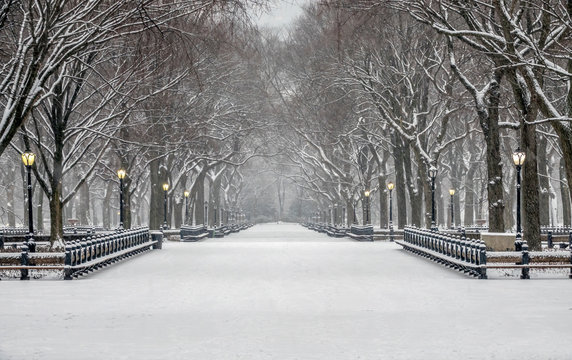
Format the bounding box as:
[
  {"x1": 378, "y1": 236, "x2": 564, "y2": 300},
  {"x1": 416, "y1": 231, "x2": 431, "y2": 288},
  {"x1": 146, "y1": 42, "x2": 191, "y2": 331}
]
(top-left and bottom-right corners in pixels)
[
  {"x1": 480, "y1": 233, "x2": 516, "y2": 251},
  {"x1": 481, "y1": 232, "x2": 571, "y2": 251}
]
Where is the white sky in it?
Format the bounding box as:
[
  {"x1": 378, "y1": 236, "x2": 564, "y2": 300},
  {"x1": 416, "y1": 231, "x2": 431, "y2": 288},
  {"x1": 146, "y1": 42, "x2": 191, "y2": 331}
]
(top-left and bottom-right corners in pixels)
[{"x1": 254, "y1": 0, "x2": 311, "y2": 29}]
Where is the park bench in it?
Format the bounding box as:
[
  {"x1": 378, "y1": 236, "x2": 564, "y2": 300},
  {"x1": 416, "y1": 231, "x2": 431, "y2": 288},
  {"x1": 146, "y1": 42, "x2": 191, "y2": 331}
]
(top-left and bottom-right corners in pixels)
[
  {"x1": 180, "y1": 225, "x2": 209, "y2": 242},
  {"x1": 347, "y1": 225, "x2": 374, "y2": 241}
]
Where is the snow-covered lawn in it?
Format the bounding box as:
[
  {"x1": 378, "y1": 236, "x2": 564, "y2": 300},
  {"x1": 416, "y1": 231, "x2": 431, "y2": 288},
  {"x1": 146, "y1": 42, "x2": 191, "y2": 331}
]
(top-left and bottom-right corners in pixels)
[{"x1": 1, "y1": 223, "x2": 571, "y2": 359}]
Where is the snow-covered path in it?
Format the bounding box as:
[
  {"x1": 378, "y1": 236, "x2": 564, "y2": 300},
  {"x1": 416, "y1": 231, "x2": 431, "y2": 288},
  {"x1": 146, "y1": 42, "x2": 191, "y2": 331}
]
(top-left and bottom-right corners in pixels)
[{"x1": 1, "y1": 223, "x2": 571, "y2": 359}]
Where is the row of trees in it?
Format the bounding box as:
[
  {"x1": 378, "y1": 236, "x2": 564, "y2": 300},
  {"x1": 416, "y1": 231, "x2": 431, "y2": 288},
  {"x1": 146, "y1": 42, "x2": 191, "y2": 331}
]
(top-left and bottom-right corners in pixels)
[
  {"x1": 265, "y1": 0, "x2": 572, "y2": 250},
  {"x1": 0, "y1": 0, "x2": 275, "y2": 247}
]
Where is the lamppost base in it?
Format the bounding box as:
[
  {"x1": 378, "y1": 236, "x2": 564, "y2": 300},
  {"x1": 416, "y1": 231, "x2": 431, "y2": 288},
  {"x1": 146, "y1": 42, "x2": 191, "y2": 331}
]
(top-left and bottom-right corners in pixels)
[{"x1": 514, "y1": 236, "x2": 523, "y2": 251}]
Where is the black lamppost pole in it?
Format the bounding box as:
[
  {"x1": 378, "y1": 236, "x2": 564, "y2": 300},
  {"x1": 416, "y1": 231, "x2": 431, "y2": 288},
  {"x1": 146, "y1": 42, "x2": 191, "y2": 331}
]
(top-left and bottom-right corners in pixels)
[
  {"x1": 513, "y1": 148, "x2": 526, "y2": 250},
  {"x1": 22, "y1": 149, "x2": 36, "y2": 252},
  {"x1": 429, "y1": 166, "x2": 438, "y2": 231},
  {"x1": 162, "y1": 183, "x2": 169, "y2": 229},
  {"x1": 184, "y1": 191, "x2": 189, "y2": 225},
  {"x1": 117, "y1": 169, "x2": 126, "y2": 229},
  {"x1": 449, "y1": 188, "x2": 455, "y2": 229},
  {"x1": 387, "y1": 182, "x2": 394, "y2": 241}
]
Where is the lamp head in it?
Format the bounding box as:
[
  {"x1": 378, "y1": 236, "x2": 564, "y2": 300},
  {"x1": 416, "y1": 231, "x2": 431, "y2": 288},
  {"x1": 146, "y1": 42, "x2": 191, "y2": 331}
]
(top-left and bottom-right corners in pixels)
[
  {"x1": 512, "y1": 148, "x2": 526, "y2": 166},
  {"x1": 387, "y1": 182, "x2": 394, "y2": 191},
  {"x1": 449, "y1": 188, "x2": 455, "y2": 196},
  {"x1": 117, "y1": 169, "x2": 126, "y2": 179},
  {"x1": 22, "y1": 150, "x2": 35, "y2": 167},
  {"x1": 428, "y1": 166, "x2": 437, "y2": 178},
  {"x1": 162, "y1": 183, "x2": 169, "y2": 191},
  {"x1": 184, "y1": 191, "x2": 190, "y2": 198},
  {"x1": 364, "y1": 190, "x2": 371, "y2": 197}
]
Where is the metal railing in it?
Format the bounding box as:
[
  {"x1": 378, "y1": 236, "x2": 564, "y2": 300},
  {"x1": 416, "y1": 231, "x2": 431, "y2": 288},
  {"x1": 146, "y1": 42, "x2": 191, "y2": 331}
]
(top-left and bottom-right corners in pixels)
[
  {"x1": 398, "y1": 226, "x2": 572, "y2": 279},
  {"x1": 540, "y1": 226, "x2": 572, "y2": 235},
  {"x1": 1, "y1": 227, "x2": 160, "y2": 280},
  {"x1": 399, "y1": 226, "x2": 488, "y2": 278}
]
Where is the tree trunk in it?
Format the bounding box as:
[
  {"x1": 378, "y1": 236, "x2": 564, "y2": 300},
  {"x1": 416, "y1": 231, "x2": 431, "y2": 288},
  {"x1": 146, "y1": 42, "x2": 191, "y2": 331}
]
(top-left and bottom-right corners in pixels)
[
  {"x1": 521, "y1": 120, "x2": 541, "y2": 250},
  {"x1": 149, "y1": 158, "x2": 168, "y2": 230},
  {"x1": 560, "y1": 157, "x2": 571, "y2": 227},
  {"x1": 464, "y1": 160, "x2": 477, "y2": 226},
  {"x1": 345, "y1": 200, "x2": 353, "y2": 226},
  {"x1": 48, "y1": 187, "x2": 64, "y2": 246},
  {"x1": 437, "y1": 181, "x2": 444, "y2": 227},
  {"x1": 394, "y1": 135, "x2": 407, "y2": 229},
  {"x1": 404, "y1": 142, "x2": 422, "y2": 226},
  {"x1": 508, "y1": 66, "x2": 541, "y2": 250},
  {"x1": 102, "y1": 181, "x2": 113, "y2": 229},
  {"x1": 189, "y1": 195, "x2": 195, "y2": 225},
  {"x1": 503, "y1": 174, "x2": 515, "y2": 232},
  {"x1": 208, "y1": 177, "x2": 215, "y2": 227},
  {"x1": 78, "y1": 181, "x2": 90, "y2": 225},
  {"x1": 194, "y1": 169, "x2": 206, "y2": 226},
  {"x1": 417, "y1": 160, "x2": 431, "y2": 230},
  {"x1": 212, "y1": 174, "x2": 221, "y2": 227},
  {"x1": 378, "y1": 174, "x2": 388, "y2": 228},
  {"x1": 6, "y1": 181, "x2": 15, "y2": 227},
  {"x1": 174, "y1": 197, "x2": 183, "y2": 228},
  {"x1": 450, "y1": 144, "x2": 463, "y2": 228},
  {"x1": 537, "y1": 133, "x2": 550, "y2": 226},
  {"x1": 483, "y1": 77, "x2": 505, "y2": 232},
  {"x1": 91, "y1": 196, "x2": 98, "y2": 227},
  {"x1": 64, "y1": 191, "x2": 73, "y2": 224},
  {"x1": 36, "y1": 189, "x2": 44, "y2": 233}
]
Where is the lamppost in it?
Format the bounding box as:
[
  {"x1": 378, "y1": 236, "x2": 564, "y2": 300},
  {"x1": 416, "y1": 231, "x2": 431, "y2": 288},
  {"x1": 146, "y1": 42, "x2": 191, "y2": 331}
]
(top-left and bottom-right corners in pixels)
[
  {"x1": 387, "y1": 182, "x2": 394, "y2": 241},
  {"x1": 449, "y1": 188, "x2": 455, "y2": 229},
  {"x1": 512, "y1": 148, "x2": 526, "y2": 251},
  {"x1": 117, "y1": 169, "x2": 126, "y2": 229},
  {"x1": 428, "y1": 166, "x2": 438, "y2": 231},
  {"x1": 22, "y1": 149, "x2": 36, "y2": 252},
  {"x1": 183, "y1": 191, "x2": 190, "y2": 225},
  {"x1": 162, "y1": 183, "x2": 169, "y2": 229},
  {"x1": 364, "y1": 190, "x2": 371, "y2": 225}
]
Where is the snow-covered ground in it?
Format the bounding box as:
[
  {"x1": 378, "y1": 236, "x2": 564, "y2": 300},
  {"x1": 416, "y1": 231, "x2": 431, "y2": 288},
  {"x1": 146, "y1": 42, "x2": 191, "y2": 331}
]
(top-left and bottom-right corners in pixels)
[{"x1": 1, "y1": 223, "x2": 571, "y2": 359}]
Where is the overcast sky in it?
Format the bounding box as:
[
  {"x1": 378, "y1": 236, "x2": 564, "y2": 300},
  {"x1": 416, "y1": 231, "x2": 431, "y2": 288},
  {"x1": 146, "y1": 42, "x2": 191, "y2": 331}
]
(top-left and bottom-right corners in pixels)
[{"x1": 254, "y1": 0, "x2": 310, "y2": 29}]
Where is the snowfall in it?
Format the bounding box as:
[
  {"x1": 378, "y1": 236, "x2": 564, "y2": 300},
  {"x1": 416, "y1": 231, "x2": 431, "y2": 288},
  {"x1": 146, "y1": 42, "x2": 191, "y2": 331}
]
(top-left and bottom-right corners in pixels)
[{"x1": 1, "y1": 223, "x2": 572, "y2": 360}]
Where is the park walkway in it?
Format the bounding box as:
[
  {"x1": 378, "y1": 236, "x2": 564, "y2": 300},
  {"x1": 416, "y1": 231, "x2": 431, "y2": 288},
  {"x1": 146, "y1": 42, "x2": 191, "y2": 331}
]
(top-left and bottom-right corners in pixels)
[{"x1": 1, "y1": 223, "x2": 571, "y2": 359}]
